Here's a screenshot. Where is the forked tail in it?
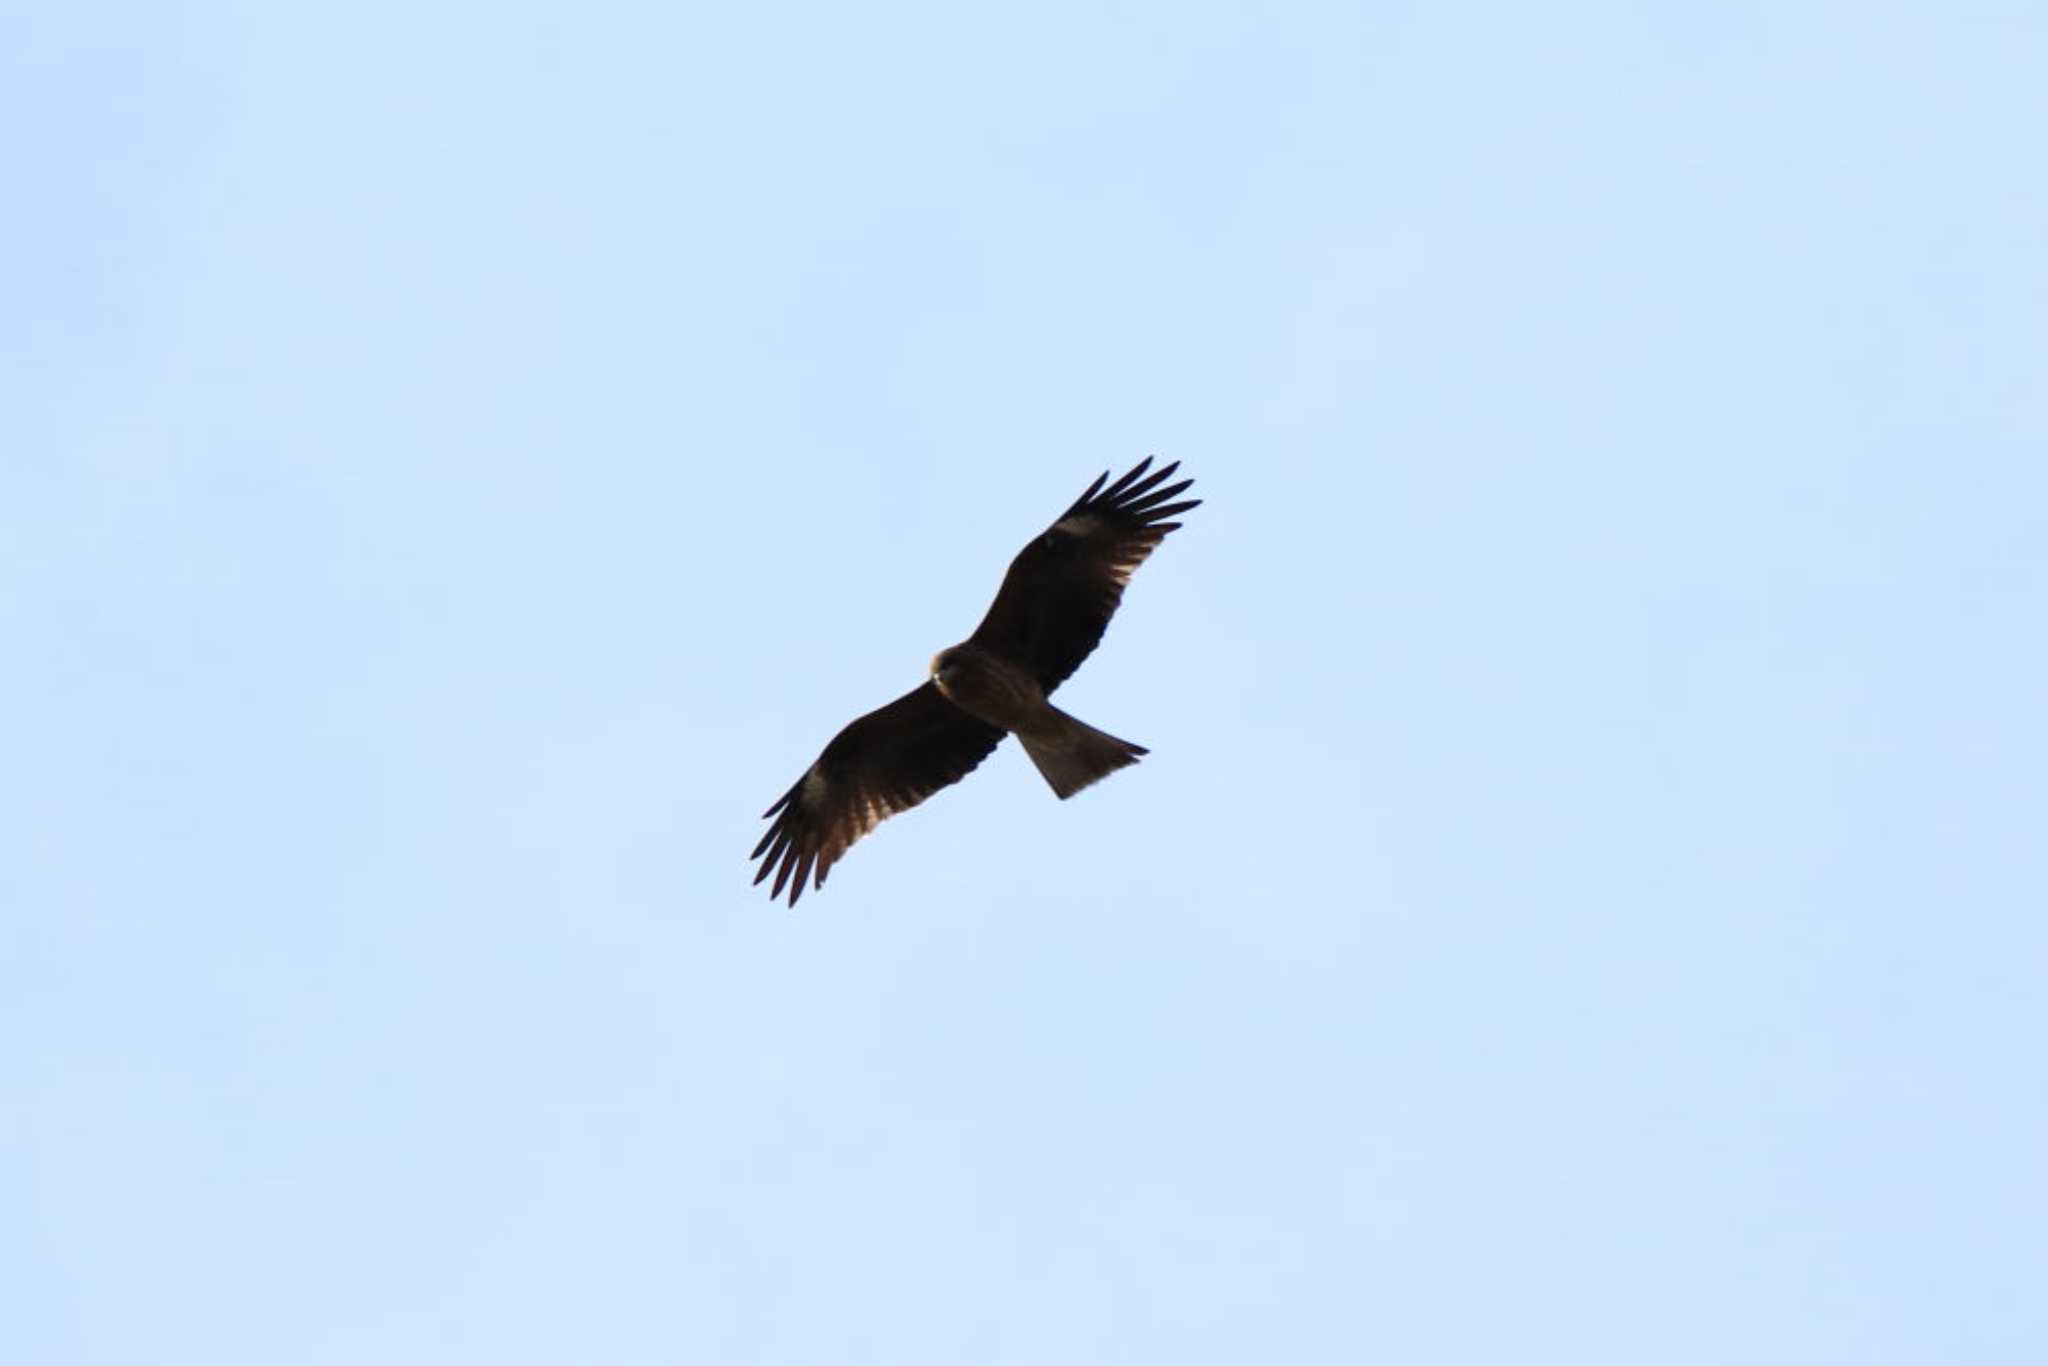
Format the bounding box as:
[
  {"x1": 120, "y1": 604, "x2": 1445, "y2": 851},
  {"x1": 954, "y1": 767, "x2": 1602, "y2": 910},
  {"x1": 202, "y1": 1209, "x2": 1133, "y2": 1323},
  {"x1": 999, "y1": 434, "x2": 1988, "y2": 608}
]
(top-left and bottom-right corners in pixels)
[{"x1": 1017, "y1": 706, "x2": 1148, "y2": 799}]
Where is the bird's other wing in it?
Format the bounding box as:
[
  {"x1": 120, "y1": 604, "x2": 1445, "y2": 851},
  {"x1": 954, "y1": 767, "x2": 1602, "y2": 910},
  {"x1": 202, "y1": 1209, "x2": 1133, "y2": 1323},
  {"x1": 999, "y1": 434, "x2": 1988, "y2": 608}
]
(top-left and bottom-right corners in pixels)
[
  {"x1": 968, "y1": 457, "x2": 1200, "y2": 694},
  {"x1": 751, "y1": 682, "x2": 1005, "y2": 906}
]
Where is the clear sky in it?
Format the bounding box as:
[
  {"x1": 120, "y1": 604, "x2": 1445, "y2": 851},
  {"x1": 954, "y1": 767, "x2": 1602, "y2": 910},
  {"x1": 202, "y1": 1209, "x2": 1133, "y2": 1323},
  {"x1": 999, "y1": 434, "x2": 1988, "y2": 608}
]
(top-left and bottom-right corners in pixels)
[{"x1": 6, "y1": 2, "x2": 2046, "y2": 1362}]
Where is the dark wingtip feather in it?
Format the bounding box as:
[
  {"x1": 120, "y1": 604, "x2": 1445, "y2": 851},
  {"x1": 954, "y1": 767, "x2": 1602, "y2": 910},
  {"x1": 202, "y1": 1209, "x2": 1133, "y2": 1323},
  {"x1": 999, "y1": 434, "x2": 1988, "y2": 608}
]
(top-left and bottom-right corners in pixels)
[
  {"x1": 1062, "y1": 470, "x2": 1111, "y2": 519},
  {"x1": 769, "y1": 843, "x2": 797, "y2": 900},
  {"x1": 1126, "y1": 479, "x2": 1195, "y2": 515},
  {"x1": 1115, "y1": 461, "x2": 1182, "y2": 504},
  {"x1": 1100, "y1": 456, "x2": 1155, "y2": 500}
]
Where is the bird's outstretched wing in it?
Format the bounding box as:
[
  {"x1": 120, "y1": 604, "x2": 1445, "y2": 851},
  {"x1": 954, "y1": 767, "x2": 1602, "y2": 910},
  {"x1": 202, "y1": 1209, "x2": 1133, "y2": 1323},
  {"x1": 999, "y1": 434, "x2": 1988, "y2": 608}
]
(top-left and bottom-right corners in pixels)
[
  {"x1": 751, "y1": 682, "x2": 1004, "y2": 906},
  {"x1": 968, "y1": 457, "x2": 1200, "y2": 693}
]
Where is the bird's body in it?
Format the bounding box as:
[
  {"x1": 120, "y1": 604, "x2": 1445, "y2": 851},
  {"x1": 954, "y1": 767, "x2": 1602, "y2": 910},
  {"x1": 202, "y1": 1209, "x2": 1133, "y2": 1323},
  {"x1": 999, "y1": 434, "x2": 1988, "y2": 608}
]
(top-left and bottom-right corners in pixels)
[
  {"x1": 932, "y1": 641, "x2": 1148, "y2": 800},
  {"x1": 751, "y1": 458, "x2": 1198, "y2": 905},
  {"x1": 929, "y1": 642, "x2": 1046, "y2": 733}
]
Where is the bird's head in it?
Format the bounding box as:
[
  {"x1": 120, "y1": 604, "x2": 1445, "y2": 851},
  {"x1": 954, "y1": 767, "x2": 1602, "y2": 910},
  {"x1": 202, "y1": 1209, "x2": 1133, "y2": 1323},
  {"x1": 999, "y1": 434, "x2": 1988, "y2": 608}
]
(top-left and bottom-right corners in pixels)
[{"x1": 930, "y1": 646, "x2": 966, "y2": 693}]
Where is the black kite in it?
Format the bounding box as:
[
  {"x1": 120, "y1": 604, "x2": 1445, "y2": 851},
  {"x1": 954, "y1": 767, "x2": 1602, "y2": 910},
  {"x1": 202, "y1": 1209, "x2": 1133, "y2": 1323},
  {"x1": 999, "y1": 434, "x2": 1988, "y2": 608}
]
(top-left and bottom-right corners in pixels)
[{"x1": 750, "y1": 457, "x2": 1199, "y2": 905}]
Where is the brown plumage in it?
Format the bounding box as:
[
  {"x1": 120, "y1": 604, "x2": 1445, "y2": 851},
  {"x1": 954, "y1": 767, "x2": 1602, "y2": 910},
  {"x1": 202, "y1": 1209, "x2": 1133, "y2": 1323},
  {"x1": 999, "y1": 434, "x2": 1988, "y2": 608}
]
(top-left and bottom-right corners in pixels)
[{"x1": 750, "y1": 457, "x2": 1199, "y2": 905}]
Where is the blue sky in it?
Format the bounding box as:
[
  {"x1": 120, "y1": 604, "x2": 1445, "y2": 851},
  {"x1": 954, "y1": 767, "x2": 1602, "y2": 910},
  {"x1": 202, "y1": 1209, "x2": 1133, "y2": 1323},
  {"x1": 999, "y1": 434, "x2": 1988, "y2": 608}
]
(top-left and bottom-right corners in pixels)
[{"x1": 6, "y1": 2, "x2": 2046, "y2": 1361}]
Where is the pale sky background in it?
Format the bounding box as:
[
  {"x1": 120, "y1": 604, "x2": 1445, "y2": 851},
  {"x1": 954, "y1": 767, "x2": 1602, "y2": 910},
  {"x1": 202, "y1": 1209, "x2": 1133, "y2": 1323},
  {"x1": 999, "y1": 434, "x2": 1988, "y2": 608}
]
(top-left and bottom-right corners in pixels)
[{"x1": 6, "y1": 2, "x2": 2046, "y2": 1362}]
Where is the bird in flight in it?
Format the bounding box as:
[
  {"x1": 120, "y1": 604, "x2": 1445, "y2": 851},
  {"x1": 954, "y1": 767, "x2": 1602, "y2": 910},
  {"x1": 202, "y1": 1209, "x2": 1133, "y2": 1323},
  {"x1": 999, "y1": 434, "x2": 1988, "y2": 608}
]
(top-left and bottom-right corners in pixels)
[{"x1": 750, "y1": 457, "x2": 1200, "y2": 905}]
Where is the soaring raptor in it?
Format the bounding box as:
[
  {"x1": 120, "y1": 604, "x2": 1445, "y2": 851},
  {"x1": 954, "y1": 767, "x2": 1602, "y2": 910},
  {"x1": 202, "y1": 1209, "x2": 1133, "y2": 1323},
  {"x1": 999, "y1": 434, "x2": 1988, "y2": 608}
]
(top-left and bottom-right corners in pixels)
[{"x1": 750, "y1": 458, "x2": 1199, "y2": 905}]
